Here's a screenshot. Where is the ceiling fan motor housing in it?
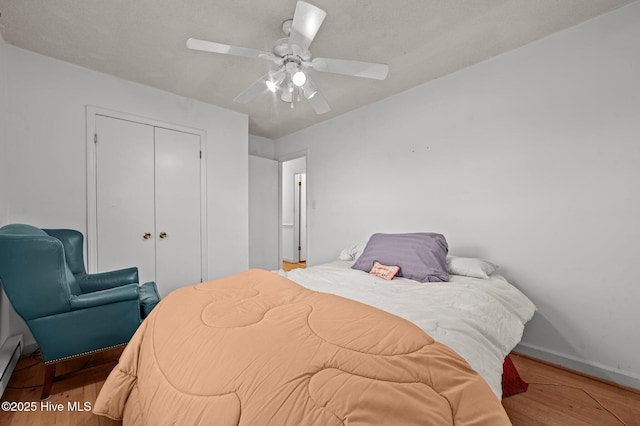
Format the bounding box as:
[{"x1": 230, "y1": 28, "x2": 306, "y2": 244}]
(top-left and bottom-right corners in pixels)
[{"x1": 272, "y1": 37, "x2": 311, "y2": 62}]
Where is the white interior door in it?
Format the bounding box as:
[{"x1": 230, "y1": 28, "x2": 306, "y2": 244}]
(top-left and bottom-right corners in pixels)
[
  {"x1": 154, "y1": 127, "x2": 202, "y2": 295},
  {"x1": 96, "y1": 115, "x2": 156, "y2": 283}
]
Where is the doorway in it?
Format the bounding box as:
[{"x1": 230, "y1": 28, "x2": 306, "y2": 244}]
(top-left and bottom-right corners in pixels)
[
  {"x1": 281, "y1": 156, "x2": 307, "y2": 270},
  {"x1": 293, "y1": 172, "x2": 307, "y2": 263}
]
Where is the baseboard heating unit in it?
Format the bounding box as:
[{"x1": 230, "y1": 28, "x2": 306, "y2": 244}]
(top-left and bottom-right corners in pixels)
[{"x1": 0, "y1": 335, "x2": 23, "y2": 397}]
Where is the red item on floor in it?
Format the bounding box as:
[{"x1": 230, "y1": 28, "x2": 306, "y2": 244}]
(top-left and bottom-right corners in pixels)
[{"x1": 502, "y1": 355, "x2": 528, "y2": 398}]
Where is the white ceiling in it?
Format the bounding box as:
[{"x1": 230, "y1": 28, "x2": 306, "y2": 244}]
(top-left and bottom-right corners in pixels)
[{"x1": 0, "y1": 0, "x2": 632, "y2": 139}]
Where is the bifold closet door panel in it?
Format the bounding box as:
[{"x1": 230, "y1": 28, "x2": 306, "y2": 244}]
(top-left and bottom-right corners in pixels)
[
  {"x1": 154, "y1": 127, "x2": 202, "y2": 296},
  {"x1": 95, "y1": 115, "x2": 157, "y2": 284}
]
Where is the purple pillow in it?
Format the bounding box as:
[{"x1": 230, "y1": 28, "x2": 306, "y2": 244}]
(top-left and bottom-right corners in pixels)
[{"x1": 352, "y1": 233, "x2": 449, "y2": 282}]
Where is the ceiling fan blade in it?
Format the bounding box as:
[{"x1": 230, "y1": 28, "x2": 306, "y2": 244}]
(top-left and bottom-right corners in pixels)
[
  {"x1": 233, "y1": 73, "x2": 271, "y2": 103},
  {"x1": 187, "y1": 38, "x2": 277, "y2": 62},
  {"x1": 307, "y1": 89, "x2": 331, "y2": 114},
  {"x1": 309, "y1": 57, "x2": 389, "y2": 80},
  {"x1": 288, "y1": 1, "x2": 327, "y2": 55},
  {"x1": 302, "y1": 75, "x2": 330, "y2": 114}
]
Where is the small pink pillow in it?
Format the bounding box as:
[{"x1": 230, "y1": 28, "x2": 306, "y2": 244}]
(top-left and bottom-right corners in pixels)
[{"x1": 369, "y1": 262, "x2": 400, "y2": 280}]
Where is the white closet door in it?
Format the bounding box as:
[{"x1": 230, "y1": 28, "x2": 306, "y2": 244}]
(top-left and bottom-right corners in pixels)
[
  {"x1": 95, "y1": 115, "x2": 156, "y2": 283},
  {"x1": 154, "y1": 127, "x2": 202, "y2": 295}
]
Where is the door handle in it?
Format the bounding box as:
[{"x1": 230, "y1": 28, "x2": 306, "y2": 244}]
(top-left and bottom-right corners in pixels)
[
  {"x1": 159, "y1": 232, "x2": 167, "y2": 239},
  {"x1": 143, "y1": 232, "x2": 151, "y2": 240}
]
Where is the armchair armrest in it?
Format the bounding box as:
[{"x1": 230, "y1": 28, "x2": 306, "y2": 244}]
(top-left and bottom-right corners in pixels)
[
  {"x1": 69, "y1": 283, "x2": 139, "y2": 310},
  {"x1": 78, "y1": 267, "x2": 139, "y2": 293}
]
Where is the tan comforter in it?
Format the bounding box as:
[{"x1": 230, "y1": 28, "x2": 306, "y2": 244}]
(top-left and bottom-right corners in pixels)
[{"x1": 94, "y1": 269, "x2": 511, "y2": 425}]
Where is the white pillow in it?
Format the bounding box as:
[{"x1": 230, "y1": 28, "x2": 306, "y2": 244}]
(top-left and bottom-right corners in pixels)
[
  {"x1": 446, "y1": 256, "x2": 498, "y2": 278},
  {"x1": 338, "y1": 242, "x2": 368, "y2": 261}
]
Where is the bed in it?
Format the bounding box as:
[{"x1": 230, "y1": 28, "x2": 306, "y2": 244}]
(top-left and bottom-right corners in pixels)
[
  {"x1": 280, "y1": 259, "x2": 536, "y2": 399},
  {"x1": 94, "y1": 233, "x2": 535, "y2": 425}
]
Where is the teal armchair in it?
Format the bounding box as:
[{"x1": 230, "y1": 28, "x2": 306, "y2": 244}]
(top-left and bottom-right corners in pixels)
[{"x1": 0, "y1": 224, "x2": 160, "y2": 399}]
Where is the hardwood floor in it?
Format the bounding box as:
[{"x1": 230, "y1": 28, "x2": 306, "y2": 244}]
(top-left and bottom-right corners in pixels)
[
  {"x1": 504, "y1": 353, "x2": 640, "y2": 426},
  {"x1": 0, "y1": 347, "x2": 123, "y2": 426},
  {"x1": 1, "y1": 348, "x2": 638, "y2": 425}
]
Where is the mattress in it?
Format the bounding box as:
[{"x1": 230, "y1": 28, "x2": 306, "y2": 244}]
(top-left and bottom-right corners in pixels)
[{"x1": 280, "y1": 260, "x2": 536, "y2": 398}]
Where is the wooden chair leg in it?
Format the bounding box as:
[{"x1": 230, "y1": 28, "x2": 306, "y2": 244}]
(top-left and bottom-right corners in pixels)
[{"x1": 41, "y1": 363, "x2": 56, "y2": 400}]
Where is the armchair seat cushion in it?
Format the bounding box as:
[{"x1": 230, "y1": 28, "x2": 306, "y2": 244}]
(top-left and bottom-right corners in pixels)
[{"x1": 139, "y1": 281, "x2": 160, "y2": 318}]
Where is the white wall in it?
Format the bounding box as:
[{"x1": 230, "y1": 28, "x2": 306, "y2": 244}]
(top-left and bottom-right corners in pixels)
[
  {"x1": 249, "y1": 135, "x2": 276, "y2": 160},
  {"x1": 0, "y1": 41, "x2": 11, "y2": 348},
  {"x1": 248, "y1": 155, "x2": 279, "y2": 270},
  {"x1": 276, "y1": 3, "x2": 640, "y2": 388},
  {"x1": 0, "y1": 43, "x2": 249, "y2": 349},
  {"x1": 0, "y1": 40, "x2": 8, "y2": 227}
]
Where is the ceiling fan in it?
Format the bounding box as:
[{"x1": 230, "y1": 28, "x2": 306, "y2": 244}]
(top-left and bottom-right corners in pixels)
[{"x1": 186, "y1": 1, "x2": 389, "y2": 114}]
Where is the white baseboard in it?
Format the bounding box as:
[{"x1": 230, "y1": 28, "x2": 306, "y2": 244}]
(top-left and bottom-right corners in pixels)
[
  {"x1": 0, "y1": 335, "x2": 23, "y2": 397},
  {"x1": 515, "y1": 342, "x2": 640, "y2": 391}
]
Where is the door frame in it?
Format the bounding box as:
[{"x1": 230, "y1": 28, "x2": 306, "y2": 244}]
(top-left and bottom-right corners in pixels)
[
  {"x1": 278, "y1": 152, "x2": 307, "y2": 266},
  {"x1": 85, "y1": 105, "x2": 208, "y2": 281},
  {"x1": 293, "y1": 172, "x2": 307, "y2": 262}
]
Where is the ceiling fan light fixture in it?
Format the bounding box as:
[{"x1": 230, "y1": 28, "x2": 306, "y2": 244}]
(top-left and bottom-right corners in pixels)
[
  {"x1": 281, "y1": 78, "x2": 294, "y2": 102},
  {"x1": 265, "y1": 80, "x2": 278, "y2": 92},
  {"x1": 292, "y1": 70, "x2": 307, "y2": 87},
  {"x1": 281, "y1": 90, "x2": 293, "y2": 103}
]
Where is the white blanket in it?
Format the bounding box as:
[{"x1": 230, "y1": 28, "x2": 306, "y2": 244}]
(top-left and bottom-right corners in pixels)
[{"x1": 280, "y1": 260, "x2": 536, "y2": 398}]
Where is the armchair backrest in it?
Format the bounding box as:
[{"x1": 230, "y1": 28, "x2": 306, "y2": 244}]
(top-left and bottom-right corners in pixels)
[
  {"x1": 0, "y1": 224, "x2": 75, "y2": 320},
  {"x1": 43, "y1": 228, "x2": 87, "y2": 276}
]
